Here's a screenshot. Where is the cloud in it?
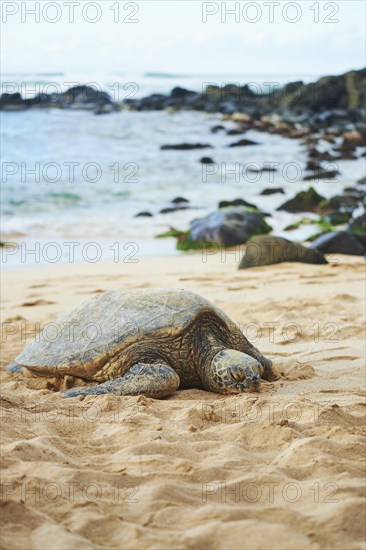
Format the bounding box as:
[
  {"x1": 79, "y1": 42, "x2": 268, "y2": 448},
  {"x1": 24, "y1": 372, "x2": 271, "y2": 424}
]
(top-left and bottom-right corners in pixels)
[{"x1": 1, "y1": 1, "x2": 365, "y2": 75}]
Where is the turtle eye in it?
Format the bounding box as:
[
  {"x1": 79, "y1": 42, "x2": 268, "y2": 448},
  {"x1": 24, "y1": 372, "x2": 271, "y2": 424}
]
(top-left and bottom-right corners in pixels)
[{"x1": 229, "y1": 370, "x2": 244, "y2": 382}]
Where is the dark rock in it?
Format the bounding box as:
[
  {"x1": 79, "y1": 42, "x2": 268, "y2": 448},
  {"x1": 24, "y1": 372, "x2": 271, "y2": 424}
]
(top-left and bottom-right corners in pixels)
[
  {"x1": 211, "y1": 125, "x2": 226, "y2": 133},
  {"x1": 346, "y1": 188, "x2": 365, "y2": 199},
  {"x1": 303, "y1": 169, "x2": 339, "y2": 181},
  {"x1": 171, "y1": 197, "x2": 189, "y2": 204},
  {"x1": 277, "y1": 187, "x2": 326, "y2": 213},
  {"x1": 171, "y1": 87, "x2": 196, "y2": 98},
  {"x1": 200, "y1": 157, "x2": 215, "y2": 164},
  {"x1": 335, "y1": 151, "x2": 358, "y2": 160},
  {"x1": 347, "y1": 213, "x2": 366, "y2": 234},
  {"x1": 228, "y1": 138, "x2": 259, "y2": 148},
  {"x1": 321, "y1": 133, "x2": 337, "y2": 143},
  {"x1": 310, "y1": 231, "x2": 366, "y2": 255},
  {"x1": 305, "y1": 160, "x2": 322, "y2": 171},
  {"x1": 127, "y1": 93, "x2": 166, "y2": 110},
  {"x1": 218, "y1": 198, "x2": 257, "y2": 209},
  {"x1": 135, "y1": 211, "x2": 153, "y2": 217},
  {"x1": 333, "y1": 144, "x2": 356, "y2": 153},
  {"x1": 4, "y1": 68, "x2": 366, "y2": 118},
  {"x1": 0, "y1": 92, "x2": 27, "y2": 110},
  {"x1": 160, "y1": 206, "x2": 191, "y2": 214},
  {"x1": 1, "y1": 85, "x2": 114, "y2": 111},
  {"x1": 264, "y1": 69, "x2": 366, "y2": 112},
  {"x1": 62, "y1": 85, "x2": 112, "y2": 105},
  {"x1": 260, "y1": 187, "x2": 285, "y2": 196},
  {"x1": 308, "y1": 147, "x2": 340, "y2": 161},
  {"x1": 247, "y1": 166, "x2": 278, "y2": 174},
  {"x1": 188, "y1": 207, "x2": 272, "y2": 246},
  {"x1": 319, "y1": 192, "x2": 363, "y2": 214},
  {"x1": 161, "y1": 143, "x2": 212, "y2": 150},
  {"x1": 202, "y1": 83, "x2": 256, "y2": 114},
  {"x1": 239, "y1": 236, "x2": 328, "y2": 269},
  {"x1": 1, "y1": 92, "x2": 22, "y2": 104},
  {"x1": 324, "y1": 210, "x2": 352, "y2": 225},
  {"x1": 227, "y1": 126, "x2": 247, "y2": 135},
  {"x1": 25, "y1": 92, "x2": 59, "y2": 107},
  {"x1": 342, "y1": 131, "x2": 366, "y2": 147},
  {"x1": 301, "y1": 135, "x2": 320, "y2": 146},
  {"x1": 159, "y1": 197, "x2": 192, "y2": 214},
  {"x1": 356, "y1": 233, "x2": 366, "y2": 247}
]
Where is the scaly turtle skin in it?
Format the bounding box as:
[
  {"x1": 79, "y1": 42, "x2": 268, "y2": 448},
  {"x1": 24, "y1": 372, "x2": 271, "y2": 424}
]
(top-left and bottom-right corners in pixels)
[{"x1": 8, "y1": 289, "x2": 275, "y2": 398}]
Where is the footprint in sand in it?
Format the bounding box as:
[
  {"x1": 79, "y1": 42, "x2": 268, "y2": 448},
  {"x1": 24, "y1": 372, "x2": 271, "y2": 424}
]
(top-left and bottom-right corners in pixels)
[
  {"x1": 287, "y1": 364, "x2": 316, "y2": 380},
  {"x1": 29, "y1": 284, "x2": 48, "y2": 289},
  {"x1": 3, "y1": 315, "x2": 27, "y2": 323},
  {"x1": 20, "y1": 299, "x2": 56, "y2": 307}
]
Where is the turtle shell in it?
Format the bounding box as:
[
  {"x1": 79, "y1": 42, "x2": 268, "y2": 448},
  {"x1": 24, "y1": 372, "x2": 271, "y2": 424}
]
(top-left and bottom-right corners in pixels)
[{"x1": 15, "y1": 288, "x2": 242, "y2": 379}]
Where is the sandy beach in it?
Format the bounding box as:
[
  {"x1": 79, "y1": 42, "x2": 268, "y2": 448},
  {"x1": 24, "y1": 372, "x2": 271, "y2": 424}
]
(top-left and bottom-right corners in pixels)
[
  {"x1": 2, "y1": 1, "x2": 365, "y2": 547},
  {"x1": 1, "y1": 252, "x2": 365, "y2": 549}
]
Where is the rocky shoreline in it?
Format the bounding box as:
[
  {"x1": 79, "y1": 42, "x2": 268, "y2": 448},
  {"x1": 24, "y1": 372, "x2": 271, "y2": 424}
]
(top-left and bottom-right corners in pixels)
[
  {"x1": 1, "y1": 68, "x2": 365, "y2": 121},
  {"x1": 2, "y1": 68, "x2": 365, "y2": 260}
]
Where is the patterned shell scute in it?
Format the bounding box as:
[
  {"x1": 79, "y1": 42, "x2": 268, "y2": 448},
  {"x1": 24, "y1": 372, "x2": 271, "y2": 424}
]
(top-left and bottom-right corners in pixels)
[{"x1": 15, "y1": 289, "x2": 236, "y2": 372}]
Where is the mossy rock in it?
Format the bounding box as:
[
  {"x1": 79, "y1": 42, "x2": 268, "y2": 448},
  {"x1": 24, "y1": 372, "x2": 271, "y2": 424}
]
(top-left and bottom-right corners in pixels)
[
  {"x1": 319, "y1": 194, "x2": 361, "y2": 214},
  {"x1": 284, "y1": 216, "x2": 333, "y2": 233},
  {"x1": 155, "y1": 227, "x2": 220, "y2": 252},
  {"x1": 176, "y1": 232, "x2": 216, "y2": 252},
  {"x1": 347, "y1": 213, "x2": 366, "y2": 234},
  {"x1": 324, "y1": 210, "x2": 352, "y2": 226},
  {"x1": 165, "y1": 207, "x2": 273, "y2": 251},
  {"x1": 155, "y1": 228, "x2": 185, "y2": 239},
  {"x1": 277, "y1": 187, "x2": 325, "y2": 213}
]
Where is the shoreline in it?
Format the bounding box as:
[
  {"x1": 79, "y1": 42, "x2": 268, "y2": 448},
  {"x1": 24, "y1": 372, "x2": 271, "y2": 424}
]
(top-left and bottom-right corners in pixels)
[
  {"x1": 0, "y1": 237, "x2": 183, "y2": 270},
  {"x1": 1, "y1": 68, "x2": 365, "y2": 118}
]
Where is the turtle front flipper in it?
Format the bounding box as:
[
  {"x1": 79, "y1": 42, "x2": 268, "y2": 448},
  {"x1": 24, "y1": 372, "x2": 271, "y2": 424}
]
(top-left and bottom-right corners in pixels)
[{"x1": 62, "y1": 363, "x2": 180, "y2": 399}]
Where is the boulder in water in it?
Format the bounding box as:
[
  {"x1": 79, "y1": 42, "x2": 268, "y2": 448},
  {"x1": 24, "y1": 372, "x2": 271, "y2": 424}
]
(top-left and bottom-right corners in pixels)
[
  {"x1": 218, "y1": 198, "x2": 258, "y2": 210},
  {"x1": 347, "y1": 213, "x2": 366, "y2": 234},
  {"x1": 161, "y1": 143, "x2": 212, "y2": 151},
  {"x1": 135, "y1": 211, "x2": 153, "y2": 218},
  {"x1": 228, "y1": 138, "x2": 259, "y2": 147},
  {"x1": 277, "y1": 187, "x2": 325, "y2": 213},
  {"x1": 188, "y1": 207, "x2": 271, "y2": 247},
  {"x1": 260, "y1": 187, "x2": 285, "y2": 196}
]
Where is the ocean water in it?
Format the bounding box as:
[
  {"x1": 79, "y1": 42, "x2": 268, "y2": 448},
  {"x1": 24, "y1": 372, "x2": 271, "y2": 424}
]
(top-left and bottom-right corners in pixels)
[{"x1": 1, "y1": 72, "x2": 365, "y2": 267}]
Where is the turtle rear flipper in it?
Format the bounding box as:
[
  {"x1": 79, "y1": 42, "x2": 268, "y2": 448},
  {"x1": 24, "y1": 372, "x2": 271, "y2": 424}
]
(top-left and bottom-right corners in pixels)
[
  {"x1": 62, "y1": 363, "x2": 180, "y2": 399},
  {"x1": 5, "y1": 362, "x2": 24, "y2": 373}
]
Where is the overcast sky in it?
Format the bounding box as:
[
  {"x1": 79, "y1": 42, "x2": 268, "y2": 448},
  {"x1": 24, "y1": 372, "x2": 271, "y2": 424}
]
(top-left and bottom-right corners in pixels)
[{"x1": 2, "y1": 1, "x2": 365, "y2": 76}]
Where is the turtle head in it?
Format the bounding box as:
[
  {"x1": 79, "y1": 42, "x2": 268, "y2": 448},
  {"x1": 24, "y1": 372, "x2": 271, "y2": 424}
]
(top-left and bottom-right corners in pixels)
[{"x1": 208, "y1": 349, "x2": 264, "y2": 394}]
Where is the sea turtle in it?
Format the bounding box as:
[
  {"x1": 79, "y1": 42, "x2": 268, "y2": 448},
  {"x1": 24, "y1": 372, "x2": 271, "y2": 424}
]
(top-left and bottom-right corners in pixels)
[{"x1": 7, "y1": 289, "x2": 275, "y2": 398}]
